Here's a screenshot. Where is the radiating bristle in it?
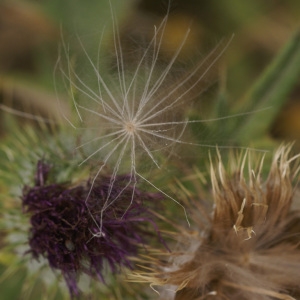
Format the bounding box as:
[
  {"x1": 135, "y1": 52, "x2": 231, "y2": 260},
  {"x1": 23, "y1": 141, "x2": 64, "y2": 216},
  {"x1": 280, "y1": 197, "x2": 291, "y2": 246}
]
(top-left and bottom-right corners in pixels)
[{"x1": 55, "y1": 1, "x2": 263, "y2": 235}]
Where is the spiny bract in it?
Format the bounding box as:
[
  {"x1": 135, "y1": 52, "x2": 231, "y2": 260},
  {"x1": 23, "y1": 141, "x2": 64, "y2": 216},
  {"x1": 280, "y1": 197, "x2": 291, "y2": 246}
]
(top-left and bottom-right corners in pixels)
[{"x1": 130, "y1": 145, "x2": 300, "y2": 300}]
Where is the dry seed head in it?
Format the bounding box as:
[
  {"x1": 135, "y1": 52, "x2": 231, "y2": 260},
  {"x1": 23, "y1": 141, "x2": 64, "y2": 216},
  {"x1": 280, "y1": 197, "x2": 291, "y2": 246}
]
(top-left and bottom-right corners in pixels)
[
  {"x1": 131, "y1": 145, "x2": 300, "y2": 300},
  {"x1": 56, "y1": 2, "x2": 248, "y2": 236}
]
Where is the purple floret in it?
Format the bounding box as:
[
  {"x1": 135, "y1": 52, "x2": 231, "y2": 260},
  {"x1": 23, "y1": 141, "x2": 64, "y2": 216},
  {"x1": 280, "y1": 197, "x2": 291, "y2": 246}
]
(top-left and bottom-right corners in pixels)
[{"x1": 22, "y1": 161, "x2": 162, "y2": 297}]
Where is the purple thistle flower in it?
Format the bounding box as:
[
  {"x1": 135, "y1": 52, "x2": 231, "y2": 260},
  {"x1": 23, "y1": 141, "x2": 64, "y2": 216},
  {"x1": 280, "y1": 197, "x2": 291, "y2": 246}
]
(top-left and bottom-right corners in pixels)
[{"x1": 22, "y1": 161, "x2": 163, "y2": 297}]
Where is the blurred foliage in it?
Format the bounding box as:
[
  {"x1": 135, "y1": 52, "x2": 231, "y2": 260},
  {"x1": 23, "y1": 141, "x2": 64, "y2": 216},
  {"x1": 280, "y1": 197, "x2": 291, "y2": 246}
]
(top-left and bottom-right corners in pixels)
[{"x1": 0, "y1": 0, "x2": 300, "y2": 299}]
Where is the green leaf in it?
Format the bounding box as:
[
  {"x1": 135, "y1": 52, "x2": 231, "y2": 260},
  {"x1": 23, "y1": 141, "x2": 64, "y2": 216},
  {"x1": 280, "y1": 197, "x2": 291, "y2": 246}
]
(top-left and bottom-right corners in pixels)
[{"x1": 234, "y1": 31, "x2": 300, "y2": 143}]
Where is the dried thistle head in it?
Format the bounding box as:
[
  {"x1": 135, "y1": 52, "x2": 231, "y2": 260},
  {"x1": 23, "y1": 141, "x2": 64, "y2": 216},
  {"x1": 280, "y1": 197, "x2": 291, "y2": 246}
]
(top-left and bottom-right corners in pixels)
[{"x1": 133, "y1": 145, "x2": 300, "y2": 300}]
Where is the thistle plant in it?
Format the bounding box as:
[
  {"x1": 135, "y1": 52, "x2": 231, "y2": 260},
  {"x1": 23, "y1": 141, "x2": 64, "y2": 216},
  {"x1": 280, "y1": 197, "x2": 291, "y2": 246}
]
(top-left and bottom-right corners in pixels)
[
  {"x1": 0, "y1": 125, "x2": 164, "y2": 299},
  {"x1": 1, "y1": 1, "x2": 300, "y2": 300},
  {"x1": 23, "y1": 160, "x2": 163, "y2": 297}
]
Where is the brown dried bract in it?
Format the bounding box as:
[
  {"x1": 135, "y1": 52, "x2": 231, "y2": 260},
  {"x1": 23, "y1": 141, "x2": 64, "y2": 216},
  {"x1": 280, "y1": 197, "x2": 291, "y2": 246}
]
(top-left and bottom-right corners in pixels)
[{"x1": 132, "y1": 145, "x2": 300, "y2": 300}]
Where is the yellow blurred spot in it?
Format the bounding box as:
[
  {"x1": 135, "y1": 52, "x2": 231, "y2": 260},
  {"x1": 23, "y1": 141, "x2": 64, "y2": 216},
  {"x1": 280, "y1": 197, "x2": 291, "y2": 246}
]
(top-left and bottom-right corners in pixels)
[
  {"x1": 0, "y1": 252, "x2": 16, "y2": 266},
  {"x1": 159, "y1": 14, "x2": 203, "y2": 60},
  {"x1": 273, "y1": 99, "x2": 300, "y2": 140}
]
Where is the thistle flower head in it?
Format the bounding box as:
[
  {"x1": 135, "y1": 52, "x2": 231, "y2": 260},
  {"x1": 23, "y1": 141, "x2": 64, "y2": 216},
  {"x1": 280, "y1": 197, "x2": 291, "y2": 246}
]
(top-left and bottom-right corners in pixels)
[
  {"x1": 22, "y1": 160, "x2": 163, "y2": 297},
  {"x1": 133, "y1": 145, "x2": 300, "y2": 300}
]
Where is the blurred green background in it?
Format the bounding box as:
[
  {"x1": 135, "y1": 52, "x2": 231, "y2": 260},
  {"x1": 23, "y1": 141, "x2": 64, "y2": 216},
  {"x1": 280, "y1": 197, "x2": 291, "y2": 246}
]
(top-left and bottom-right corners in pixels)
[
  {"x1": 1, "y1": 0, "x2": 300, "y2": 143},
  {"x1": 0, "y1": 0, "x2": 300, "y2": 299}
]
